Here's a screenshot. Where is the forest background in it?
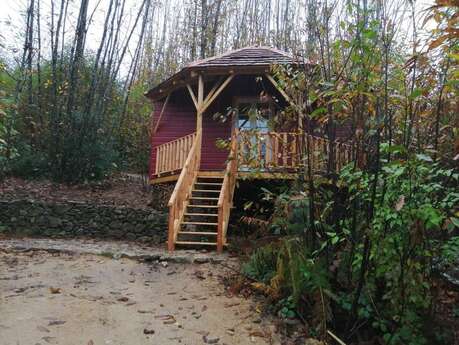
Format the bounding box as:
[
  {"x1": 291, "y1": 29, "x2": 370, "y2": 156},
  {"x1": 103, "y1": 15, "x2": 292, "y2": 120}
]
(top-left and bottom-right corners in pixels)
[{"x1": 0, "y1": 0, "x2": 458, "y2": 344}]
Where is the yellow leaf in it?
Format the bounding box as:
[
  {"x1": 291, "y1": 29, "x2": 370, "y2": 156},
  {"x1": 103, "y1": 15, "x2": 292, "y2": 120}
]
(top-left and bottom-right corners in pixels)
[{"x1": 428, "y1": 35, "x2": 447, "y2": 50}]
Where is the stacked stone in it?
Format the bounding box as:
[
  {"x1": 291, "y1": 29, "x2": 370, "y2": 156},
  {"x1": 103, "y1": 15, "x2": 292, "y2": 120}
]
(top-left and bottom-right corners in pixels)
[{"x1": 0, "y1": 200, "x2": 168, "y2": 245}]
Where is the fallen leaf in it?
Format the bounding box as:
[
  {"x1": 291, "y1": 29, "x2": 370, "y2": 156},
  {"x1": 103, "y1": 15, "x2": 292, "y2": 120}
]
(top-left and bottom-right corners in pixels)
[
  {"x1": 203, "y1": 335, "x2": 220, "y2": 344},
  {"x1": 143, "y1": 328, "x2": 155, "y2": 335},
  {"x1": 224, "y1": 302, "x2": 240, "y2": 308},
  {"x1": 48, "y1": 320, "x2": 66, "y2": 326},
  {"x1": 41, "y1": 336, "x2": 58, "y2": 344},
  {"x1": 395, "y1": 195, "x2": 405, "y2": 211},
  {"x1": 49, "y1": 287, "x2": 61, "y2": 294},
  {"x1": 249, "y1": 331, "x2": 265, "y2": 338},
  {"x1": 117, "y1": 297, "x2": 129, "y2": 302},
  {"x1": 37, "y1": 325, "x2": 50, "y2": 333},
  {"x1": 137, "y1": 310, "x2": 154, "y2": 314},
  {"x1": 194, "y1": 271, "x2": 206, "y2": 280},
  {"x1": 154, "y1": 314, "x2": 175, "y2": 321}
]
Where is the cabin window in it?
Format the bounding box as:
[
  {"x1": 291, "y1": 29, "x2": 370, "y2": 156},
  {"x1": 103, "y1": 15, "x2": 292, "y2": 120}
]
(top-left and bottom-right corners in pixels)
[{"x1": 234, "y1": 98, "x2": 273, "y2": 132}]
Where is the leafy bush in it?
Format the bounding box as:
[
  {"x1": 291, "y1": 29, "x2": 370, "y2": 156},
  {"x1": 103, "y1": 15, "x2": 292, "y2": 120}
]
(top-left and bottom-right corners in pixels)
[
  {"x1": 8, "y1": 143, "x2": 49, "y2": 179},
  {"x1": 441, "y1": 236, "x2": 459, "y2": 265},
  {"x1": 0, "y1": 54, "x2": 131, "y2": 183},
  {"x1": 0, "y1": 60, "x2": 18, "y2": 180},
  {"x1": 242, "y1": 243, "x2": 278, "y2": 283},
  {"x1": 243, "y1": 152, "x2": 458, "y2": 344}
]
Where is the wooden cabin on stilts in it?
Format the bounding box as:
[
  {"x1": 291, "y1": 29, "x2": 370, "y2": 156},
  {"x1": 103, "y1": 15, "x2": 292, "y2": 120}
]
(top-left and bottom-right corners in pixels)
[{"x1": 145, "y1": 46, "x2": 354, "y2": 252}]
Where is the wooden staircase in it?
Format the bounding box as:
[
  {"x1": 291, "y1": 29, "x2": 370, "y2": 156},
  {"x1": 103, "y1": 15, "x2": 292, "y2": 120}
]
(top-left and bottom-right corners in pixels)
[
  {"x1": 175, "y1": 175, "x2": 224, "y2": 247},
  {"x1": 167, "y1": 128, "x2": 238, "y2": 252}
]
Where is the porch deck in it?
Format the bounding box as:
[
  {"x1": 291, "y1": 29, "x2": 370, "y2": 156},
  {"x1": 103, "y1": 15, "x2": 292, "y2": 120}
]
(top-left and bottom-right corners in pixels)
[
  {"x1": 154, "y1": 129, "x2": 354, "y2": 252},
  {"x1": 151, "y1": 130, "x2": 354, "y2": 184}
]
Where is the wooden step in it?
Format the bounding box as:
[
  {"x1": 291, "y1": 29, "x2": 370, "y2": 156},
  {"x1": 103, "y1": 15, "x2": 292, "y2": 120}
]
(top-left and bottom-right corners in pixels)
[
  {"x1": 197, "y1": 172, "x2": 224, "y2": 177},
  {"x1": 188, "y1": 204, "x2": 219, "y2": 208},
  {"x1": 189, "y1": 197, "x2": 219, "y2": 200},
  {"x1": 182, "y1": 221, "x2": 218, "y2": 226},
  {"x1": 178, "y1": 231, "x2": 217, "y2": 236},
  {"x1": 192, "y1": 189, "x2": 220, "y2": 193},
  {"x1": 197, "y1": 177, "x2": 224, "y2": 181},
  {"x1": 175, "y1": 241, "x2": 217, "y2": 246},
  {"x1": 184, "y1": 213, "x2": 218, "y2": 217},
  {"x1": 195, "y1": 182, "x2": 223, "y2": 186}
]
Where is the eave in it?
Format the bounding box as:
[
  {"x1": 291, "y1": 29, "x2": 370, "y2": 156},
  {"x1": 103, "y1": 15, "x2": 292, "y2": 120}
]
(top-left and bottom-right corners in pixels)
[{"x1": 144, "y1": 65, "x2": 283, "y2": 102}]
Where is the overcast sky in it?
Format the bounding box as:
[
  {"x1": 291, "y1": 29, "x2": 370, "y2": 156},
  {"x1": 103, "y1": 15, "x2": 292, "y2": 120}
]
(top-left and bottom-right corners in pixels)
[
  {"x1": 0, "y1": 0, "x2": 436, "y2": 73},
  {"x1": 0, "y1": 0, "x2": 145, "y2": 68}
]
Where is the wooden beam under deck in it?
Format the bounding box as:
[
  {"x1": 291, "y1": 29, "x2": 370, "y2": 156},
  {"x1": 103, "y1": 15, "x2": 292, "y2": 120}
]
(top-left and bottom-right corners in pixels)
[
  {"x1": 150, "y1": 174, "x2": 181, "y2": 184},
  {"x1": 150, "y1": 171, "x2": 298, "y2": 185},
  {"x1": 237, "y1": 172, "x2": 298, "y2": 180}
]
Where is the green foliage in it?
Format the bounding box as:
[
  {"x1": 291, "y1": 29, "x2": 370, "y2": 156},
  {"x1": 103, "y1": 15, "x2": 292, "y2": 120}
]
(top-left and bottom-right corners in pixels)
[
  {"x1": 116, "y1": 78, "x2": 152, "y2": 175},
  {"x1": 0, "y1": 53, "x2": 131, "y2": 183},
  {"x1": 338, "y1": 156, "x2": 453, "y2": 343},
  {"x1": 243, "y1": 153, "x2": 458, "y2": 343},
  {"x1": 8, "y1": 142, "x2": 49, "y2": 179},
  {"x1": 0, "y1": 59, "x2": 18, "y2": 179},
  {"x1": 441, "y1": 236, "x2": 459, "y2": 265},
  {"x1": 242, "y1": 243, "x2": 278, "y2": 283}
]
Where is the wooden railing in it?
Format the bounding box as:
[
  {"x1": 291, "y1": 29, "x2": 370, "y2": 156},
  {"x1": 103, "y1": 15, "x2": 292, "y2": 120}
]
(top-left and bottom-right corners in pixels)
[
  {"x1": 237, "y1": 131, "x2": 354, "y2": 173},
  {"x1": 155, "y1": 133, "x2": 197, "y2": 176},
  {"x1": 167, "y1": 131, "x2": 201, "y2": 251},
  {"x1": 217, "y1": 129, "x2": 239, "y2": 252}
]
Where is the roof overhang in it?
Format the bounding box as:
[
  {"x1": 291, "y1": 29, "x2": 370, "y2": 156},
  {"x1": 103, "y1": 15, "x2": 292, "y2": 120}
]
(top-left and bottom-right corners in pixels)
[
  {"x1": 145, "y1": 63, "x2": 306, "y2": 101},
  {"x1": 145, "y1": 65, "x2": 275, "y2": 101},
  {"x1": 145, "y1": 46, "x2": 312, "y2": 101}
]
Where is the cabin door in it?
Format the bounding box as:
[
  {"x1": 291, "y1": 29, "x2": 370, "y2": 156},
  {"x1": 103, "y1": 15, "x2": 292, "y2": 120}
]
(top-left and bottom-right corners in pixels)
[{"x1": 234, "y1": 99, "x2": 273, "y2": 170}]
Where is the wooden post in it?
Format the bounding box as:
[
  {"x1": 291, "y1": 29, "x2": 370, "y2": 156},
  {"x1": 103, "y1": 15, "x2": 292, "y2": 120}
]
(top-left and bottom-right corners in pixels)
[
  {"x1": 152, "y1": 94, "x2": 170, "y2": 135},
  {"x1": 172, "y1": 74, "x2": 235, "y2": 252},
  {"x1": 167, "y1": 209, "x2": 176, "y2": 251},
  {"x1": 217, "y1": 206, "x2": 223, "y2": 253},
  {"x1": 197, "y1": 74, "x2": 204, "y2": 131},
  {"x1": 197, "y1": 75, "x2": 204, "y2": 164}
]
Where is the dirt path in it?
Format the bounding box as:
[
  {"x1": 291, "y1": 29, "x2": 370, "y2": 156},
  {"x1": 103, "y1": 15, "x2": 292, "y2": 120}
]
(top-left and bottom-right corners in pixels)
[{"x1": 0, "y1": 246, "x2": 280, "y2": 345}]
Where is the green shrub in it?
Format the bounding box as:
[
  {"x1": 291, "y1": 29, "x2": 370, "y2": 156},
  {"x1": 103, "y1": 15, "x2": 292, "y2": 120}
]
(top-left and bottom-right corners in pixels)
[
  {"x1": 8, "y1": 143, "x2": 49, "y2": 179},
  {"x1": 242, "y1": 152, "x2": 458, "y2": 344},
  {"x1": 242, "y1": 243, "x2": 278, "y2": 283}
]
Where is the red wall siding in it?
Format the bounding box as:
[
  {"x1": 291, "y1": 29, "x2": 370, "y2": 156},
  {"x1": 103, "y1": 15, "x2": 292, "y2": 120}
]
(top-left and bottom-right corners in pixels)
[
  {"x1": 149, "y1": 75, "x2": 352, "y2": 179},
  {"x1": 201, "y1": 107, "x2": 232, "y2": 171},
  {"x1": 149, "y1": 95, "x2": 232, "y2": 178},
  {"x1": 199, "y1": 76, "x2": 270, "y2": 171},
  {"x1": 149, "y1": 101, "x2": 196, "y2": 179}
]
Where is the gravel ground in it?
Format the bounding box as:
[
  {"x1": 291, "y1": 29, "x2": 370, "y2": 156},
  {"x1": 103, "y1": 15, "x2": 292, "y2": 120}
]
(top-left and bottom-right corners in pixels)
[
  {"x1": 0, "y1": 241, "x2": 282, "y2": 345},
  {"x1": 0, "y1": 237, "x2": 227, "y2": 263}
]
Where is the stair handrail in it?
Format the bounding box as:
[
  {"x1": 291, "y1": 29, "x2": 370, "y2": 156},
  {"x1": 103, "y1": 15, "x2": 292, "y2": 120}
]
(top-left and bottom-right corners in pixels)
[
  {"x1": 217, "y1": 128, "x2": 239, "y2": 252},
  {"x1": 167, "y1": 130, "x2": 201, "y2": 251},
  {"x1": 155, "y1": 132, "x2": 197, "y2": 176}
]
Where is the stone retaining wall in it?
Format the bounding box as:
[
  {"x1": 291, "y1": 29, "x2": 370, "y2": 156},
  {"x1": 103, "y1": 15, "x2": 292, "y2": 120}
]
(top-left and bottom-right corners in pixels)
[{"x1": 0, "y1": 200, "x2": 168, "y2": 245}]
